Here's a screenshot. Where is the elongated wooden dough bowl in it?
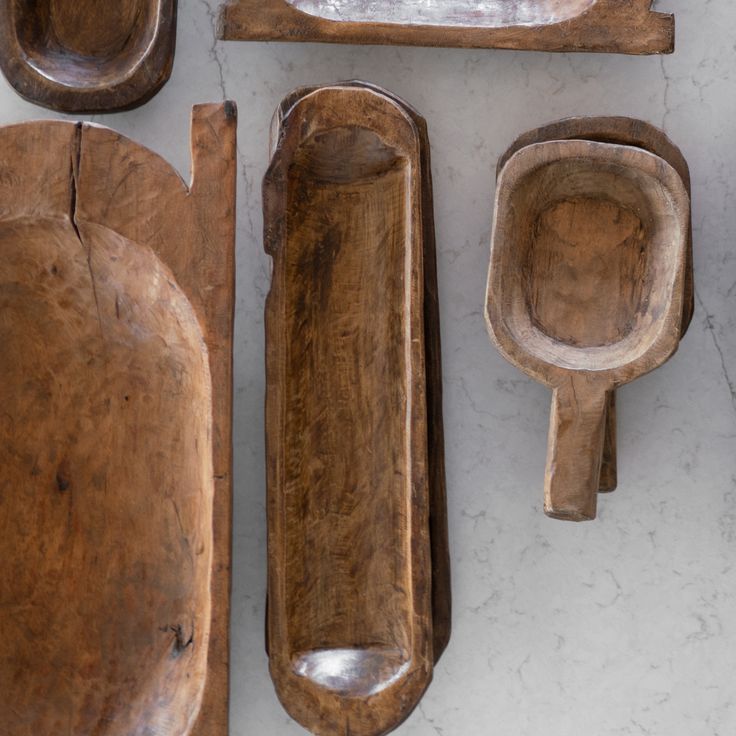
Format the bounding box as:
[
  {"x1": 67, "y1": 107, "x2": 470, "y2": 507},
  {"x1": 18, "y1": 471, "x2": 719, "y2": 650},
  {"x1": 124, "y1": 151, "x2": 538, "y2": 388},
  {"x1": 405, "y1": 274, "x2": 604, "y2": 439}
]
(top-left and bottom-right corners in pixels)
[
  {"x1": 264, "y1": 83, "x2": 448, "y2": 735},
  {"x1": 496, "y1": 117, "x2": 693, "y2": 495},
  {"x1": 0, "y1": 0, "x2": 177, "y2": 112},
  {"x1": 0, "y1": 103, "x2": 235, "y2": 735},
  {"x1": 486, "y1": 140, "x2": 689, "y2": 521},
  {"x1": 219, "y1": 0, "x2": 673, "y2": 54}
]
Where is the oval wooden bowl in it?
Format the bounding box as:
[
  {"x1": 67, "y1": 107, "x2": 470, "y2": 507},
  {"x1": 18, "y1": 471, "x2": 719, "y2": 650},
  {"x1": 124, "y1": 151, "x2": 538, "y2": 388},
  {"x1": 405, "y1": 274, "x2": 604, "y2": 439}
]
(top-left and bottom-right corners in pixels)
[
  {"x1": 219, "y1": 0, "x2": 673, "y2": 54},
  {"x1": 0, "y1": 0, "x2": 177, "y2": 112},
  {"x1": 486, "y1": 140, "x2": 689, "y2": 521},
  {"x1": 496, "y1": 117, "x2": 693, "y2": 495},
  {"x1": 264, "y1": 83, "x2": 446, "y2": 735},
  {"x1": 0, "y1": 105, "x2": 235, "y2": 735}
]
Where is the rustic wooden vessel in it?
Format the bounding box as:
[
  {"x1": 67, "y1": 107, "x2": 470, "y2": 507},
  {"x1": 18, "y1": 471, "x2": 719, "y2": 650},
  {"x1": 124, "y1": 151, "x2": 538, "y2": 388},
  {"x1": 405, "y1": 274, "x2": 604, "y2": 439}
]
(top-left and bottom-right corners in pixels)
[
  {"x1": 497, "y1": 117, "x2": 693, "y2": 494},
  {"x1": 486, "y1": 139, "x2": 689, "y2": 521},
  {"x1": 0, "y1": 103, "x2": 235, "y2": 735},
  {"x1": 0, "y1": 0, "x2": 177, "y2": 112},
  {"x1": 264, "y1": 82, "x2": 448, "y2": 735},
  {"x1": 219, "y1": 0, "x2": 673, "y2": 54}
]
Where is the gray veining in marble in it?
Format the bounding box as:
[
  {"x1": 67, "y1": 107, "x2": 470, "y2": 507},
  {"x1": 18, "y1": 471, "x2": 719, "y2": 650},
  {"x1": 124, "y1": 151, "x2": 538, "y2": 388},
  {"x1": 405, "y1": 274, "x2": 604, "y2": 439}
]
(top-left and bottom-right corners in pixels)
[{"x1": 0, "y1": 0, "x2": 733, "y2": 733}]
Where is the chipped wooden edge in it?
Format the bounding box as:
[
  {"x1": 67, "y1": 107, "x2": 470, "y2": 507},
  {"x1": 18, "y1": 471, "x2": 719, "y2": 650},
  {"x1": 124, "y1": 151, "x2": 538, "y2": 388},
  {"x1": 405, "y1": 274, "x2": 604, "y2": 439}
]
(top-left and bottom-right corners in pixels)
[
  {"x1": 0, "y1": 0, "x2": 178, "y2": 113},
  {"x1": 219, "y1": 0, "x2": 673, "y2": 54}
]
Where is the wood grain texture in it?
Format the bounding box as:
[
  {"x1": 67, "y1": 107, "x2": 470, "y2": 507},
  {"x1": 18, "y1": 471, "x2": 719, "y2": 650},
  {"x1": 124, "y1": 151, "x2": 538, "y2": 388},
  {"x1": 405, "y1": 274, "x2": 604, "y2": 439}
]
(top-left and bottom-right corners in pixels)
[
  {"x1": 0, "y1": 0, "x2": 177, "y2": 112},
  {"x1": 486, "y1": 140, "x2": 689, "y2": 521},
  {"x1": 0, "y1": 103, "x2": 235, "y2": 735},
  {"x1": 264, "y1": 83, "x2": 448, "y2": 735},
  {"x1": 218, "y1": 0, "x2": 673, "y2": 54},
  {"x1": 496, "y1": 117, "x2": 693, "y2": 497}
]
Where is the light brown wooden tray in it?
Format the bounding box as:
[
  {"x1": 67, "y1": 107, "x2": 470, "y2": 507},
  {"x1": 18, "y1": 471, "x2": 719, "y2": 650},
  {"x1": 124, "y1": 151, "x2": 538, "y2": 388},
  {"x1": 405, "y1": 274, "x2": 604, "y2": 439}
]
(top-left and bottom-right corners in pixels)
[
  {"x1": 218, "y1": 0, "x2": 673, "y2": 54},
  {"x1": 0, "y1": 0, "x2": 177, "y2": 112},
  {"x1": 496, "y1": 117, "x2": 693, "y2": 495},
  {"x1": 486, "y1": 139, "x2": 689, "y2": 521},
  {"x1": 264, "y1": 82, "x2": 449, "y2": 735},
  {"x1": 0, "y1": 103, "x2": 235, "y2": 735}
]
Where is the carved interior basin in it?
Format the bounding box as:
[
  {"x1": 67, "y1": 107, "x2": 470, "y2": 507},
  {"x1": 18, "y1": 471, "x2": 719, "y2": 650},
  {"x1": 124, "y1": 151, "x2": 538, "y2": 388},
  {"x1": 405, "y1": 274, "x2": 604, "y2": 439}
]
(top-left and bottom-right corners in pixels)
[
  {"x1": 0, "y1": 220, "x2": 212, "y2": 735},
  {"x1": 0, "y1": 0, "x2": 177, "y2": 112},
  {"x1": 286, "y1": 0, "x2": 595, "y2": 27}
]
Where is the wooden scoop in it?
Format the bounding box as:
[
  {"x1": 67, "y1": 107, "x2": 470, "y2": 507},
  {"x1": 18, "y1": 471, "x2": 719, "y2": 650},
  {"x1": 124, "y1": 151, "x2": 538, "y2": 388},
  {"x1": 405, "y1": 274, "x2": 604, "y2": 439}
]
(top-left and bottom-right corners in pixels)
[
  {"x1": 0, "y1": 0, "x2": 177, "y2": 112},
  {"x1": 496, "y1": 117, "x2": 693, "y2": 494},
  {"x1": 486, "y1": 140, "x2": 689, "y2": 521}
]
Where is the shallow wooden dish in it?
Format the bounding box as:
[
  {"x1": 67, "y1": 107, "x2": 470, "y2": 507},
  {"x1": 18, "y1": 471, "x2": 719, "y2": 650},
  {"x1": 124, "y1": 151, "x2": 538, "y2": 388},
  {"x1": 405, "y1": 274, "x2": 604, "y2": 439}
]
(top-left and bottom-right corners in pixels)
[
  {"x1": 219, "y1": 0, "x2": 673, "y2": 54},
  {"x1": 0, "y1": 0, "x2": 177, "y2": 112},
  {"x1": 0, "y1": 103, "x2": 235, "y2": 735},
  {"x1": 264, "y1": 82, "x2": 448, "y2": 735},
  {"x1": 486, "y1": 140, "x2": 689, "y2": 521},
  {"x1": 497, "y1": 117, "x2": 693, "y2": 495}
]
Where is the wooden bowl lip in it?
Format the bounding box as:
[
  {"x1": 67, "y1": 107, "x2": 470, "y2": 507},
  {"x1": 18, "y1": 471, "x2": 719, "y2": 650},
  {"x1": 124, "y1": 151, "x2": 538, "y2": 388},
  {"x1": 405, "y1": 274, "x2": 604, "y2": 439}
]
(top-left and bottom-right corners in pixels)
[
  {"x1": 486, "y1": 139, "x2": 689, "y2": 388},
  {"x1": 0, "y1": 0, "x2": 177, "y2": 113}
]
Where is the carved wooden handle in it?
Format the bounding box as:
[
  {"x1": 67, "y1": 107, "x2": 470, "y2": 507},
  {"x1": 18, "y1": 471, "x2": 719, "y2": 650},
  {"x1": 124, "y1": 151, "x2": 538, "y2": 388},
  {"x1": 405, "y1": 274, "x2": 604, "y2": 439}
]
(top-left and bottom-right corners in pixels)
[{"x1": 545, "y1": 375, "x2": 609, "y2": 521}]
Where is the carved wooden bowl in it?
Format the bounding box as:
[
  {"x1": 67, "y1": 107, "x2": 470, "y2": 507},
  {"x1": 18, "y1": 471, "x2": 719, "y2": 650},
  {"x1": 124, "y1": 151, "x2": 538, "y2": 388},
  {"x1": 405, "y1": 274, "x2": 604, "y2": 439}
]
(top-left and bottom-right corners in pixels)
[
  {"x1": 0, "y1": 105, "x2": 235, "y2": 736},
  {"x1": 264, "y1": 83, "x2": 447, "y2": 735},
  {"x1": 486, "y1": 140, "x2": 689, "y2": 521},
  {"x1": 0, "y1": 0, "x2": 177, "y2": 112},
  {"x1": 219, "y1": 0, "x2": 674, "y2": 54}
]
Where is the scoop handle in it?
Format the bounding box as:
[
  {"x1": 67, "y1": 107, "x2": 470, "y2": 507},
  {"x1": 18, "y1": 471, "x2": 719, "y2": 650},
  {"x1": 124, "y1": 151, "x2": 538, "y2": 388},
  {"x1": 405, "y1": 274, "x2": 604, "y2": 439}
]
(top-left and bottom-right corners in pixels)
[
  {"x1": 599, "y1": 392, "x2": 617, "y2": 493},
  {"x1": 545, "y1": 375, "x2": 609, "y2": 521}
]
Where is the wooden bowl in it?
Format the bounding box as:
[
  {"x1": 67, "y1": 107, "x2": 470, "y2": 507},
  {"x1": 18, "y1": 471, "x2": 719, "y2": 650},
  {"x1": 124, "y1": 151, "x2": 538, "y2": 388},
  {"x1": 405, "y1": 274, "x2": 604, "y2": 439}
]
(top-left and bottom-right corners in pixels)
[
  {"x1": 219, "y1": 0, "x2": 673, "y2": 54},
  {"x1": 0, "y1": 104, "x2": 235, "y2": 735},
  {"x1": 0, "y1": 0, "x2": 177, "y2": 112},
  {"x1": 495, "y1": 117, "x2": 693, "y2": 495},
  {"x1": 264, "y1": 83, "x2": 447, "y2": 735},
  {"x1": 486, "y1": 140, "x2": 689, "y2": 521}
]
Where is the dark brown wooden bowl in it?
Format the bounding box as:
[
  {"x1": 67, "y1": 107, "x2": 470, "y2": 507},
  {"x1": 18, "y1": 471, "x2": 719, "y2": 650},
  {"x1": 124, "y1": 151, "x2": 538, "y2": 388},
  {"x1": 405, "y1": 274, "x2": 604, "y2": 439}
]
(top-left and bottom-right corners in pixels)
[
  {"x1": 0, "y1": 0, "x2": 177, "y2": 112},
  {"x1": 219, "y1": 0, "x2": 673, "y2": 54},
  {"x1": 0, "y1": 104, "x2": 235, "y2": 735}
]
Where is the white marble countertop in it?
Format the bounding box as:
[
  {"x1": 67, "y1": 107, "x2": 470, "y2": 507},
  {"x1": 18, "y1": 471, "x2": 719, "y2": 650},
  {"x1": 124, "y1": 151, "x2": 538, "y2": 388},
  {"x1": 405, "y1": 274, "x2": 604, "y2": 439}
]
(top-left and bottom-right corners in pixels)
[{"x1": 1, "y1": 0, "x2": 733, "y2": 733}]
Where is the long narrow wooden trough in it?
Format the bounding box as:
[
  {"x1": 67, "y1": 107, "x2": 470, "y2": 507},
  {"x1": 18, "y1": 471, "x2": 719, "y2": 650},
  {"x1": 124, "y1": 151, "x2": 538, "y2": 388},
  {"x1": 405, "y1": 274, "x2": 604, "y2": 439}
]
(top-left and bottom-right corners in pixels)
[
  {"x1": 0, "y1": 0, "x2": 177, "y2": 112},
  {"x1": 495, "y1": 117, "x2": 693, "y2": 495},
  {"x1": 264, "y1": 82, "x2": 449, "y2": 735},
  {"x1": 0, "y1": 103, "x2": 235, "y2": 735},
  {"x1": 219, "y1": 0, "x2": 674, "y2": 54},
  {"x1": 486, "y1": 137, "x2": 690, "y2": 521}
]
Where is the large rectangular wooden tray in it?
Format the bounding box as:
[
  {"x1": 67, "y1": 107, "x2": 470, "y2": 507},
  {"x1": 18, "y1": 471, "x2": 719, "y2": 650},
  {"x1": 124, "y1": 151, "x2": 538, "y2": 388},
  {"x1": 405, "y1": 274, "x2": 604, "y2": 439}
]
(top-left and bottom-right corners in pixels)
[{"x1": 0, "y1": 103, "x2": 235, "y2": 735}]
